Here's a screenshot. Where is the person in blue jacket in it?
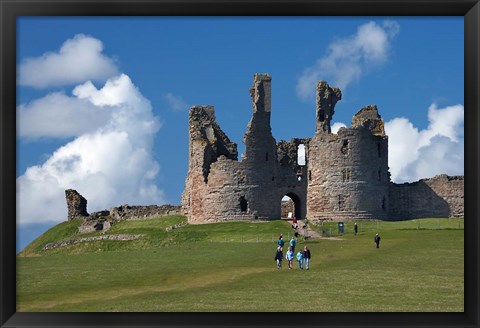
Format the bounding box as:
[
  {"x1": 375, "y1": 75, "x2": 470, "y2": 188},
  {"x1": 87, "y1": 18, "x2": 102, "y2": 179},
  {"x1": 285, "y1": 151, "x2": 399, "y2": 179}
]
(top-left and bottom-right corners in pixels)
[
  {"x1": 289, "y1": 236, "x2": 297, "y2": 253},
  {"x1": 285, "y1": 246, "x2": 294, "y2": 269},
  {"x1": 277, "y1": 234, "x2": 285, "y2": 248},
  {"x1": 296, "y1": 249, "x2": 304, "y2": 270}
]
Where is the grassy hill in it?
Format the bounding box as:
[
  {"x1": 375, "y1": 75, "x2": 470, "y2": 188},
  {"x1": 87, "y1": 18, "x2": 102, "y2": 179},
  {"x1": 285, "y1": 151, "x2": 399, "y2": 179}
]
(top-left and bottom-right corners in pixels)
[{"x1": 16, "y1": 216, "x2": 464, "y2": 312}]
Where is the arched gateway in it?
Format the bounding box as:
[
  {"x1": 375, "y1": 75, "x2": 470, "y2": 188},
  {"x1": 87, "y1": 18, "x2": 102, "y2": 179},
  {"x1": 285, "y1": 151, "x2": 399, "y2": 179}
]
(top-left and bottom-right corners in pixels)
[{"x1": 281, "y1": 192, "x2": 304, "y2": 220}]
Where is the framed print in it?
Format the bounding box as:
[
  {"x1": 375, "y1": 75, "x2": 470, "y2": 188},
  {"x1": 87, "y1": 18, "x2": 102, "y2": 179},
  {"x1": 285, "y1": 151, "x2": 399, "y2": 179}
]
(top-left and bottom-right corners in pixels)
[{"x1": 1, "y1": 0, "x2": 479, "y2": 327}]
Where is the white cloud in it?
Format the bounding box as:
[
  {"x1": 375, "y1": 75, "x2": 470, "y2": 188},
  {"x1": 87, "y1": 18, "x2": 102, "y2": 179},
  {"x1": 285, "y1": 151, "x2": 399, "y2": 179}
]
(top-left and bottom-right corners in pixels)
[
  {"x1": 385, "y1": 103, "x2": 464, "y2": 183},
  {"x1": 18, "y1": 34, "x2": 119, "y2": 88},
  {"x1": 163, "y1": 93, "x2": 188, "y2": 112},
  {"x1": 331, "y1": 122, "x2": 347, "y2": 134},
  {"x1": 17, "y1": 74, "x2": 165, "y2": 225},
  {"x1": 17, "y1": 92, "x2": 111, "y2": 139},
  {"x1": 296, "y1": 20, "x2": 399, "y2": 99}
]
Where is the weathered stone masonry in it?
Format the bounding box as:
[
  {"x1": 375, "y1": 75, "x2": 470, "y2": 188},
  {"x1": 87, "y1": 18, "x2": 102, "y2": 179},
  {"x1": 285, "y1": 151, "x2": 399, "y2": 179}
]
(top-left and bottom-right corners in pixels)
[
  {"x1": 65, "y1": 189, "x2": 181, "y2": 233},
  {"x1": 182, "y1": 73, "x2": 464, "y2": 223}
]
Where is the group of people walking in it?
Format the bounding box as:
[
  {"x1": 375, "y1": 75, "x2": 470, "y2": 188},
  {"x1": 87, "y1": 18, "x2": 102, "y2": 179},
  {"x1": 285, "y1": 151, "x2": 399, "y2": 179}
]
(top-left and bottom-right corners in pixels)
[
  {"x1": 273, "y1": 220, "x2": 382, "y2": 270},
  {"x1": 274, "y1": 234, "x2": 311, "y2": 270}
]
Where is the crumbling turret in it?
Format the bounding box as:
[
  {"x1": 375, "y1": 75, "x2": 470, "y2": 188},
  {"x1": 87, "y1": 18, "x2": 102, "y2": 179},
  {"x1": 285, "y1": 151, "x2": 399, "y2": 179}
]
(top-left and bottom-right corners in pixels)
[
  {"x1": 243, "y1": 73, "x2": 277, "y2": 163},
  {"x1": 352, "y1": 105, "x2": 385, "y2": 136},
  {"x1": 316, "y1": 81, "x2": 342, "y2": 133},
  {"x1": 65, "y1": 189, "x2": 88, "y2": 221},
  {"x1": 249, "y1": 73, "x2": 271, "y2": 113},
  {"x1": 187, "y1": 105, "x2": 238, "y2": 183}
]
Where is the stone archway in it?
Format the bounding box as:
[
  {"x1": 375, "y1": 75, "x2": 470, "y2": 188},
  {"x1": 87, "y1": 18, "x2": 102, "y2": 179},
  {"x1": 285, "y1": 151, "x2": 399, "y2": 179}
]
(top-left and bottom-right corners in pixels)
[{"x1": 281, "y1": 192, "x2": 303, "y2": 220}]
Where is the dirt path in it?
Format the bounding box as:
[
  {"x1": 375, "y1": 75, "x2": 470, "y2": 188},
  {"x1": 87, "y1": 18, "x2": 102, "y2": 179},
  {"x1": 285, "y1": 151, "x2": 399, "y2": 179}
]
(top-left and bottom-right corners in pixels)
[
  {"x1": 289, "y1": 219, "x2": 343, "y2": 240},
  {"x1": 297, "y1": 220, "x2": 321, "y2": 239}
]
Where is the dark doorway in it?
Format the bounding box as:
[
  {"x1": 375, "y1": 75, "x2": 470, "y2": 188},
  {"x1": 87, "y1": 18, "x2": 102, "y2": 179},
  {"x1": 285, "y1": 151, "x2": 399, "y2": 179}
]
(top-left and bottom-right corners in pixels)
[
  {"x1": 239, "y1": 196, "x2": 248, "y2": 212},
  {"x1": 280, "y1": 193, "x2": 302, "y2": 219}
]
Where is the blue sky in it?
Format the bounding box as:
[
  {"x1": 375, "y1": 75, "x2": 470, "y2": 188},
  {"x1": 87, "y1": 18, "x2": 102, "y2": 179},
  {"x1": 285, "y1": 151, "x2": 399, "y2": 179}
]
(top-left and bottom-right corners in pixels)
[{"x1": 16, "y1": 17, "x2": 464, "y2": 251}]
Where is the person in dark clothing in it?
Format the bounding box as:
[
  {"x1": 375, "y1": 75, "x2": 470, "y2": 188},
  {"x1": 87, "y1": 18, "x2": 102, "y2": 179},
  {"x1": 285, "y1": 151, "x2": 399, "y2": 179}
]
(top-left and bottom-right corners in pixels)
[
  {"x1": 374, "y1": 233, "x2": 381, "y2": 248},
  {"x1": 274, "y1": 246, "x2": 283, "y2": 269},
  {"x1": 354, "y1": 223, "x2": 358, "y2": 235},
  {"x1": 303, "y1": 245, "x2": 311, "y2": 270}
]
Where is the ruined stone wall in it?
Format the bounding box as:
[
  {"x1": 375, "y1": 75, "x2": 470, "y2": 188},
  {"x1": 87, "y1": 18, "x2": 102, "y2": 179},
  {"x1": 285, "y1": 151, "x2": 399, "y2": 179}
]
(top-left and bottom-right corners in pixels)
[
  {"x1": 108, "y1": 204, "x2": 181, "y2": 221},
  {"x1": 240, "y1": 74, "x2": 282, "y2": 218},
  {"x1": 182, "y1": 74, "x2": 310, "y2": 223},
  {"x1": 182, "y1": 74, "x2": 464, "y2": 224},
  {"x1": 307, "y1": 129, "x2": 389, "y2": 220},
  {"x1": 306, "y1": 84, "x2": 390, "y2": 221},
  {"x1": 191, "y1": 157, "x2": 253, "y2": 223},
  {"x1": 64, "y1": 189, "x2": 182, "y2": 233},
  {"x1": 274, "y1": 138, "x2": 309, "y2": 219},
  {"x1": 389, "y1": 175, "x2": 464, "y2": 219},
  {"x1": 181, "y1": 105, "x2": 239, "y2": 222},
  {"x1": 65, "y1": 189, "x2": 89, "y2": 220}
]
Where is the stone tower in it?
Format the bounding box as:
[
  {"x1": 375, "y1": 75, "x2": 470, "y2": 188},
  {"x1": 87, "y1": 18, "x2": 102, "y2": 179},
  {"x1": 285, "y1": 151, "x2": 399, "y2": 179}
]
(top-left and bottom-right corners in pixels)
[
  {"x1": 65, "y1": 189, "x2": 89, "y2": 221},
  {"x1": 240, "y1": 74, "x2": 282, "y2": 218},
  {"x1": 315, "y1": 81, "x2": 342, "y2": 133},
  {"x1": 307, "y1": 81, "x2": 390, "y2": 220},
  {"x1": 181, "y1": 105, "x2": 239, "y2": 223},
  {"x1": 182, "y1": 74, "x2": 308, "y2": 223}
]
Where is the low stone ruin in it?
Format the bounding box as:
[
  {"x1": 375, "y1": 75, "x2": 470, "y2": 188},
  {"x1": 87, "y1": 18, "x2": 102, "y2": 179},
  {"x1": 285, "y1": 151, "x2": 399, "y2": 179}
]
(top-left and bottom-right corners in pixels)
[
  {"x1": 65, "y1": 189, "x2": 182, "y2": 234},
  {"x1": 108, "y1": 204, "x2": 181, "y2": 221},
  {"x1": 42, "y1": 234, "x2": 146, "y2": 251}
]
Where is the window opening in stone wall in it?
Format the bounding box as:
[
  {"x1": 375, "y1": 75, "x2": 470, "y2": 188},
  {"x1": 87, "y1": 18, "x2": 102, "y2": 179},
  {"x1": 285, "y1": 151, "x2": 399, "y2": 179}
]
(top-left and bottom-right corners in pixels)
[
  {"x1": 309, "y1": 170, "x2": 312, "y2": 181},
  {"x1": 297, "y1": 144, "x2": 306, "y2": 166},
  {"x1": 342, "y1": 168, "x2": 351, "y2": 182},
  {"x1": 377, "y1": 142, "x2": 381, "y2": 157},
  {"x1": 272, "y1": 176, "x2": 275, "y2": 181},
  {"x1": 338, "y1": 195, "x2": 345, "y2": 211},
  {"x1": 341, "y1": 140, "x2": 349, "y2": 155},
  {"x1": 239, "y1": 196, "x2": 248, "y2": 212},
  {"x1": 296, "y1": 167, "x2": 303, "y2": 181},
  {"x1": 266, "y1": 152, "x2": 269, "y2": 161}
]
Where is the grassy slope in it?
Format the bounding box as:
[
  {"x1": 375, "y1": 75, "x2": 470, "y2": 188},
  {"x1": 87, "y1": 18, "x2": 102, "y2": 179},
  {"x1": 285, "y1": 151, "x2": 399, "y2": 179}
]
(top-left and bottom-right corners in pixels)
[{"x1": 16, "y1": 217, "x2": 464, "y2": 312}]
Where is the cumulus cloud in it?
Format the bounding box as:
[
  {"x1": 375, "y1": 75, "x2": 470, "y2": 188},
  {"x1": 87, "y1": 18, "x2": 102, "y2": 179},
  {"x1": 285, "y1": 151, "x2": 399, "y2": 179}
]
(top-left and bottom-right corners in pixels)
[
  {"x1": 17, "y1": 92, "x2": 111, "y2": 139},
  {"x1": 17, "y1": 74, "x2": 164, "y2": 225},
  {"x1": 163, "y1": 93, "x2": 188, "y2": 112},
  {"x1": 18, "y1": 34, "x2": 118, "y2": 88},
  {"x1": 385, "y1": 103, "x2": 464, "y2": 183},
  {"x1": 296, "y1": 20, "x2": 399, "y2": 99},
  {"x1": 331, "y1": 122, "x2": 347, "y2": 134}
]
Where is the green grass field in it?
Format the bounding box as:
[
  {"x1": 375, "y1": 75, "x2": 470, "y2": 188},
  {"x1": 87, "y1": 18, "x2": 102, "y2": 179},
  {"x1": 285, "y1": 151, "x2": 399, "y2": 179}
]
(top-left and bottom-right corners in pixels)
[{"x1": 16, "y1": 216, "x2": 464, "y2": 312}]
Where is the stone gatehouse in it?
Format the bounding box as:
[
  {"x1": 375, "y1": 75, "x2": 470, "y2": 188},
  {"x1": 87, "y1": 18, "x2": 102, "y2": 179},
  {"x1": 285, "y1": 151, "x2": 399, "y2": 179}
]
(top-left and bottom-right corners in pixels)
[{"x1": 181, "y1": 73, "x2": 464, "y2": 224}]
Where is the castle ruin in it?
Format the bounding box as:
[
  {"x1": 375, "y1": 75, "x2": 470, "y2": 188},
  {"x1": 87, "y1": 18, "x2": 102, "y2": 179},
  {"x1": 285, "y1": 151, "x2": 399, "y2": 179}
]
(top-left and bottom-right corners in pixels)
[{"x1": 182, "y1": 73, "x2": 464, "y2": 224}]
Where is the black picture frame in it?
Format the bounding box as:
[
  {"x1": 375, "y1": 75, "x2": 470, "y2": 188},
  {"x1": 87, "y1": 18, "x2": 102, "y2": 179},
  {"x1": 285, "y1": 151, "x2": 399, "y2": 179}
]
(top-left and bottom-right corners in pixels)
[{"x1": 1, "y1": 1, "x2": 478, "y2": 327}]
